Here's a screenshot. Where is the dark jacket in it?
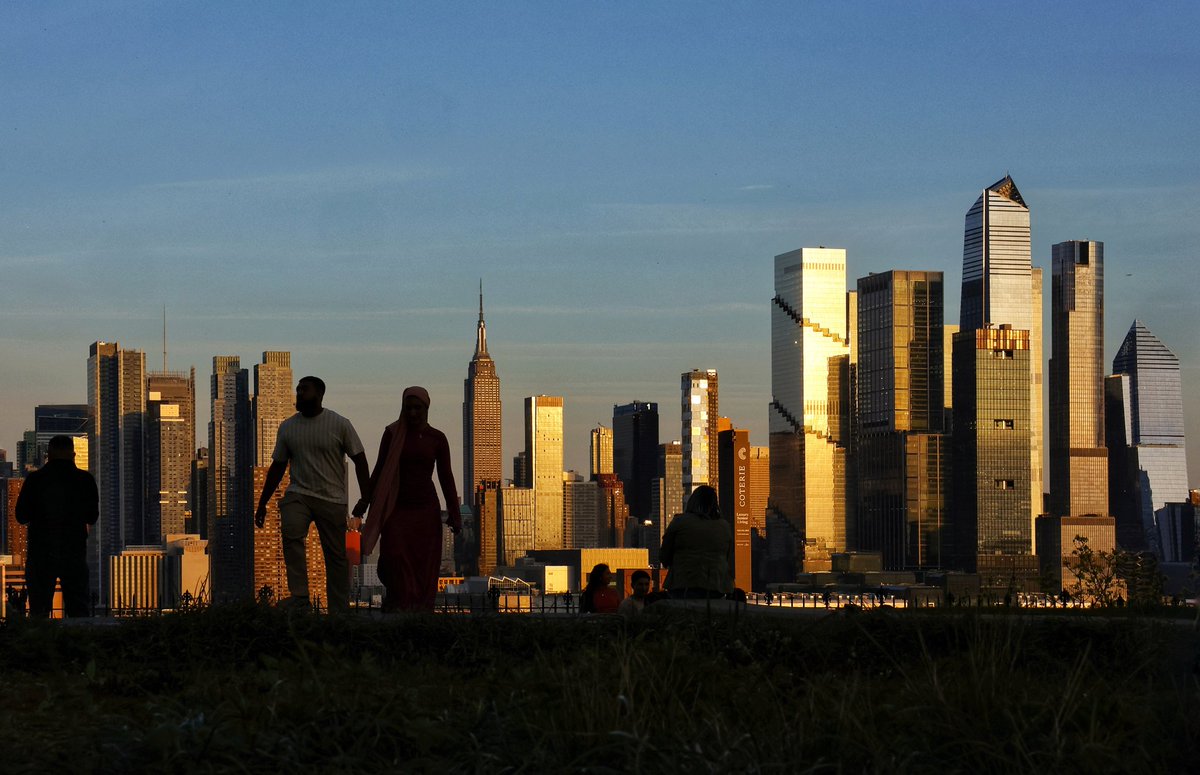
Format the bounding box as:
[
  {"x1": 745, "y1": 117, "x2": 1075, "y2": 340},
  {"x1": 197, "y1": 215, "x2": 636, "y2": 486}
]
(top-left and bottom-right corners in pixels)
[
  {"x1": 14, "y1": 459, "x2": 99, "y2": 550},
  {"x1": 659, "y1": 512, "x2": 734, "y2": 594}
]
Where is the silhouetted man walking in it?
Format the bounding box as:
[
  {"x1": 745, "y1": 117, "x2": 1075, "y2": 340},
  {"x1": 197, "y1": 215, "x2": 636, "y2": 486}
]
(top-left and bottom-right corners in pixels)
[
  {"x1": 255, "y1": 376, "x2": 371, "y2": 613},
  {"x1": 15, "y1": 435, "x2": 98, "y2": 617}
]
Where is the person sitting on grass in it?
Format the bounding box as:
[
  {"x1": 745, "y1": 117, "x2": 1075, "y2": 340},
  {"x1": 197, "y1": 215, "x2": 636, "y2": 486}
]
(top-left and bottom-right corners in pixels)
[
  {"x1": 659, "y1": 485, "x2": 733, "y2": 600},
  {"x1": 579, "y1": 563, "x2": 620, "y2": 614},
  {"x1": 617, "y1": 569, "x2": 654, "y2": 617}
]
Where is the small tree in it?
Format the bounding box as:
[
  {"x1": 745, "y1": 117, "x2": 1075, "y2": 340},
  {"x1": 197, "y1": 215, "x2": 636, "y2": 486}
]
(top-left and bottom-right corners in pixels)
[{"x1": 1069, "y1": 535, "x2": 1121, "y2": 607}]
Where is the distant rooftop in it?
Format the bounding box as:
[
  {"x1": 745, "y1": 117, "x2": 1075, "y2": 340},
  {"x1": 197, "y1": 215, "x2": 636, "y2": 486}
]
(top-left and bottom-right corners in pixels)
[{"x1": 987, "y1": 174, "x2": 1026, "y2": 207}]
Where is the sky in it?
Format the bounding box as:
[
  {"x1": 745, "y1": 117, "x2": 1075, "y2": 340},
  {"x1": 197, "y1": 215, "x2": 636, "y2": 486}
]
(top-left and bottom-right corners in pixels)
[{"x1": 2, "y1": 2, "x2": 1199, "y2": 491}]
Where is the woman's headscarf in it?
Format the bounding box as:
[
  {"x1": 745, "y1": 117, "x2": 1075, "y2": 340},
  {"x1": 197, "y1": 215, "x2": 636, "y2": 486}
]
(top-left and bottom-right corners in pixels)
[{"x1": 361, "y1": 386, "x2": 431, "y2": 555}]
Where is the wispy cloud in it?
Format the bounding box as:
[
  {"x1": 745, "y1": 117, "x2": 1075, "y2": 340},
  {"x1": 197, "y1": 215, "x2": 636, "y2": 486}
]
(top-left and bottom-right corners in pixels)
[
  {"x1": 738, "y1": 184, "x2": 775, "y2": 191},
  {"x1": 140, "y1": 164, "x2": 450, "y2": 197}
]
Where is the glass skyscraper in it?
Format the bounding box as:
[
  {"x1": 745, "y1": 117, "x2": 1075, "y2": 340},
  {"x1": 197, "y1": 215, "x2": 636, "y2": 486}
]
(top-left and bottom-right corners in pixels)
[
  {"x1": 770, "y1": 247, "x2": 851, "y2": 573},
  {"x1": 855, "y1": 270, "x2": 946, "y2": 570},
  {"x1": 1049, "y1": 241, "x2": 1107, "y2": 518},
  {"x1": 612, "y1": 401, "x2": 658, "y2": 519},
  {"x1": 1107, "y1": 321, "x2": 1189, "y2": 555}
]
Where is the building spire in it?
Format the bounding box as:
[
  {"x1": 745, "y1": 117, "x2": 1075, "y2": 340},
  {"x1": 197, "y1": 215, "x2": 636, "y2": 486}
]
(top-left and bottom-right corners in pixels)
[{"x1": 475, "y1": 279, "x2": 488, "y2": 356}]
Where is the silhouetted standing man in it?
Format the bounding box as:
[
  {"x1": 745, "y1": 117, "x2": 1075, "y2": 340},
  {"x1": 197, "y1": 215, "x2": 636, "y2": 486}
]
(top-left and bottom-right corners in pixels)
[
  {"x1": 15, "y1": 435, "x2": 98, "y2": 617},
  {"x1": 254, "y1": 376, "x2": 371, "y2": 613}
]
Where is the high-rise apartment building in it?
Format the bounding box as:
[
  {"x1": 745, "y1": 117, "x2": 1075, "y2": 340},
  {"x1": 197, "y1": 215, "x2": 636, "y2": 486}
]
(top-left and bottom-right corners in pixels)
[
  {"x1": 950, "y1": 327, "x2": 1034, "y2": 579},
  {"x1": 769, "y1": 248, "x2": 851, "y2": 573},
  {"x1": 209, "y1": 356, "x2": 252, "y2": 601},
  {"x1": 1107, "y1": 321, "x2": 1190, "y2": 555},
  {"x1": 463, "y1": 289, "x2": 502, "y2": 510},
  {"x1": 681, "y1": 370, "x2": 719, "y2": 506},
  {"x1": 596, "y1": 473, "x2": 630, "y2": 548},
  {"x1": 717, "y1": 427, "x2": 753, "y2": 592},
  {"x1": 253, "y1": 352, "x2": 294, "y2": 467},
  {"x1": 525, "y1": 395, "x2": 564, "y2": 550},
  {"x1": 613, "y1": 401, "x2": 659, "y2": 519},
  {"x1": 652, "y1": 441, "x2": 684, "y2": 538},
  {"x1": 856, "y1": 270, "x2": 946, "y2": 570},
  {"x1": 145, "y1": 369, "x2": 196, "y2": 542},
  {"x1": 87, "y1": 341, "x2": 146, "y2": 605},
  {"x1": 589, "y1": 426, "x2": 613, "y2": 479},
  {"x1": 1049, "y1": 241, "x2": 1107, "y2": 519}
]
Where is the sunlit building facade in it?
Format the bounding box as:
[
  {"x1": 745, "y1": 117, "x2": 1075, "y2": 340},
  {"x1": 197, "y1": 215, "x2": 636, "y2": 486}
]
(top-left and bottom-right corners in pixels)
[
  {"x1": 856, "y1": 270, "x2": 946, "y2": 569},
  {"x1": 146, "y1": 369, "x2": 196, "y2": 542},
  {"x1": 253, "y1": 351, "x2": 294, "y2": 467},
  {"x1": 497, "y1": 485, "x2": 535, "y2": 565},
  {"x1": 525, "y1": 396, "x2": 564, "y2": 550},
  {"x1": 769, "y1": 247, "x2": 851, "y2": 572},
  {"x1": 589, "y1": 426, "x2": 612, "y2": 478},
  {"x1": 1049, "y1": 241, "x2": 1107, "y2": 519},
  {"x1": 681, "y1": 370, "x2": 719, "y2": 506}
]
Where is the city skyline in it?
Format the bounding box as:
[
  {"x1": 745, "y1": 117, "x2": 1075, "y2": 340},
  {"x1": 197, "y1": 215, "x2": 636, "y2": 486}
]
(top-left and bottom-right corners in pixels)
[{"x1": 3, "y1": 4, "x2": 1199, "y2": 491}]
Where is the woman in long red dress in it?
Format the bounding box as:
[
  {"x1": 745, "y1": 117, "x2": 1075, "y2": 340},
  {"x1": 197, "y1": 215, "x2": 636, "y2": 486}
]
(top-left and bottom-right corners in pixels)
[{"x1": 358, "y1": 386, "x2": 461, "y2": 612}]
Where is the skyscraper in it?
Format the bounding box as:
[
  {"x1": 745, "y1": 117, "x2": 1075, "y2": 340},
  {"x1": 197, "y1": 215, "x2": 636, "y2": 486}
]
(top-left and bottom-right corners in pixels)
[
  {"x1": 960, "y1": 175, "x2": 1032, "y2": 332},
  {"x1": 87, "y1": 341, "x2": 146, "y2": 605},
  {"x1": 950, "y1": 326, "x2": 1033, "y2": 580},
  {"x1": 145, "y1": 368, "x2": 196, "y2": 542},
  {"x1": 589, "y1": 426, "x2": 613, "y2": 479},
  {"x1": 253, "y1": 351, "x2": 294, "y2": 467},
  {"x1": 855, "y1": 270, "x2": 946, "y2": 569},
  {"x1": 525, "y1": 395, "x2": 564, "y2": 550},
  {"x1": 959, "y1": 175, "x2": 1043, "y2": 542},
  {"x1": 1108, "y1": 321, "x2": 1190, "y2": 554},
  {"x1": 681, "y1": 369, "x2": 718, "y2": 506},
  {"x1": 717, "y1": 427, "x2": 753, "y2": 592},
  {"x1": 652, "y1": 441, "x2": 684, "y2": 539},
  {"x1": 463, "y1": 287, "x2": 502, "y2": 511},
  {"x1": 612, "y1": 401, "x2": 659, "y2": 519},
  {"x1": 209, "y1": 355, "x2": 252, "y2": 601},
  {"x1": 769, "y1": 248, "x2": 851, "y2": 573},
  {"x1": 1049, "y1": 241, "x2": 1107, "y2": 519}
]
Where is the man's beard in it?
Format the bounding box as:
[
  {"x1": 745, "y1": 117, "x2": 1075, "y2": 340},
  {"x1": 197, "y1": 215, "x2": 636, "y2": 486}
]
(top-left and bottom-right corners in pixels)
[{"x1": 296, "y1": 397, "x2": 319, "y2": 414}]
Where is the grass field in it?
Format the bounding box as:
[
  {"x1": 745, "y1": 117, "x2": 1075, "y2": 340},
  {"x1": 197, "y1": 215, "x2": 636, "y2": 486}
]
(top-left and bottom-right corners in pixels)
[{"x1": 1, "y1": 606, "x2": 1196, "y2": 773}]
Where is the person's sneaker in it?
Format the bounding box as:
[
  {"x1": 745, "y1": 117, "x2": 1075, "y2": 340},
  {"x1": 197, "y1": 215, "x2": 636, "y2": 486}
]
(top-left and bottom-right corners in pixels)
[{"x1": 277, "y1": 596, "x2": 312, "y2": 612}]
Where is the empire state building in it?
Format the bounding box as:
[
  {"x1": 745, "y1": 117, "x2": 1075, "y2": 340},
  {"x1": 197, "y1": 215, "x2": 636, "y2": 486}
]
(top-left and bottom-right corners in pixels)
[{"x1": 463, "y1": 284, "x2": 502, "y2": 509}]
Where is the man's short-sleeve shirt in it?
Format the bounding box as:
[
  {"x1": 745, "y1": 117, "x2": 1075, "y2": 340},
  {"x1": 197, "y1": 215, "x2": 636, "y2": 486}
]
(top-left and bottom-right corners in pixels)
[{"x1": 272, "y1": 409, "x2": 364, "y2": 504}]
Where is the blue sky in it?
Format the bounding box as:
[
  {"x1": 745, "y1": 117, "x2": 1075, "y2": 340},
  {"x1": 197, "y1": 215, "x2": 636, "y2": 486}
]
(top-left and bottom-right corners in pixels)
[{"x1": 2, "y1": 2, "x2": 1198, "y2": 487}]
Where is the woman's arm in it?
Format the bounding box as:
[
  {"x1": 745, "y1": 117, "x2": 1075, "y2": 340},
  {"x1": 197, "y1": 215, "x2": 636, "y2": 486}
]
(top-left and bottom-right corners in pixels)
[{"x1": 435, "y1": 432, "x2": 462, "y2": 532}]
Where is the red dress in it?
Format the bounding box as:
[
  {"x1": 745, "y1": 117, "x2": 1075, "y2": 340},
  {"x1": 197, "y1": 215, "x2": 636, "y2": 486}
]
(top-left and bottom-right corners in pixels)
[{"x1": 374, "y1": 426, "x2": 459, "y2": 612}]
